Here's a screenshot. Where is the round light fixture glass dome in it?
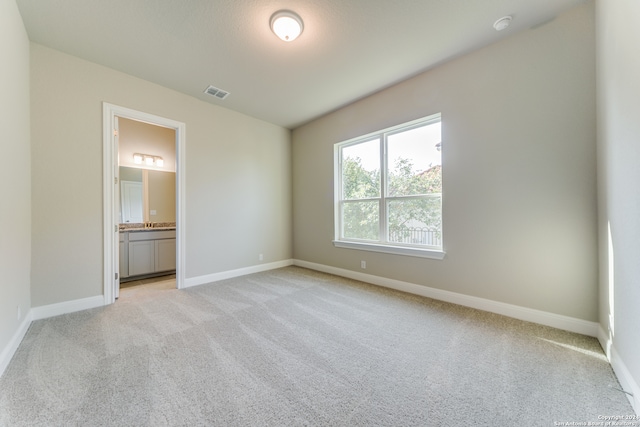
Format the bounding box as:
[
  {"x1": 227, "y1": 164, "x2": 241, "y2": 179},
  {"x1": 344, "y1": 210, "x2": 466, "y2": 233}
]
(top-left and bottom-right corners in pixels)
[{"x1": 270, "y1": 10, "x2": 304, "y2": 42}]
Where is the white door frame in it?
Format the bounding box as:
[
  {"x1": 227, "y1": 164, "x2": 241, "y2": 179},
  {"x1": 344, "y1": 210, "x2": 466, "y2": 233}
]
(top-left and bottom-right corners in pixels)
[{"x1": 103, "y1": 103, "x2": 186, "y2": 304}]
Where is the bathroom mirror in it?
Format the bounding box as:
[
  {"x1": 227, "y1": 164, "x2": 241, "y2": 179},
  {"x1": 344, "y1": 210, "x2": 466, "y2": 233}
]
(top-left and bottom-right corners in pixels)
[{"x1": 119, "y1": 166, "x2": 176, "y2": 223}]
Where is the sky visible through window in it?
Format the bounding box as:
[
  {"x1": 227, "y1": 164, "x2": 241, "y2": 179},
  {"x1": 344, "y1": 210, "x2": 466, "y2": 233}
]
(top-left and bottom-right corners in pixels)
[{"x1": 343, "y1": 122, "x2": 441, "y2": 174}]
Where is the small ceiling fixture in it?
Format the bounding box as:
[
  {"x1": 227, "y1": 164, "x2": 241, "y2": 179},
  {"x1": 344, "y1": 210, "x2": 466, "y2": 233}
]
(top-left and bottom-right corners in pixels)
[
  {"x1": 493, "y1": 15, "x2": 513, "y2": 31},
  {"x1": 270, "y1": 10, "x2": 304, "y2": 42}
]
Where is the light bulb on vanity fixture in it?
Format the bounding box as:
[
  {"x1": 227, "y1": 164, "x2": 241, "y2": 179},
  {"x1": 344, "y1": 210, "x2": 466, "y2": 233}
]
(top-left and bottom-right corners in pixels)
[
  {"x1": 270, "y1": 10, "x2": 304, "y2": 42},
  {"x1": 133, "y1": 153, "x2": 164, "y2": 168}
]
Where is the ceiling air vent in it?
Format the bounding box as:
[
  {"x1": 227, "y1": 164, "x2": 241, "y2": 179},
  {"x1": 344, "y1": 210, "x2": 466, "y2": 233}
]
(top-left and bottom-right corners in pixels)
[{"x1": 203, "y1": 85, "x2": 230, "y2": 100}]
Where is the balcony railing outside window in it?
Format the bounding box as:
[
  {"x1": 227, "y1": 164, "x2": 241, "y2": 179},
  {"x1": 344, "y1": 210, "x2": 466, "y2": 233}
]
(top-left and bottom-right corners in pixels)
[{"x1": 389, "y1": 227, "x2": 441, "y2": 247}]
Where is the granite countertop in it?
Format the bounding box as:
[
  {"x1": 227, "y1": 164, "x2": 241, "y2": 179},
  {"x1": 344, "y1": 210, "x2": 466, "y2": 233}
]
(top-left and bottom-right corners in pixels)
[
  {"x1": 124, "y1": 226, "x2": 176, "y2": 232},
  {"x1": 119, "y1": 222, "x2": 176, "y2": 232}
]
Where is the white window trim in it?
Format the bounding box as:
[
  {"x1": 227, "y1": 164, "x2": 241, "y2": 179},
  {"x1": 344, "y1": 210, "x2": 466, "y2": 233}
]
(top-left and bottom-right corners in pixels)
[
  {"x1": 333, "y1": 114, "x2": 445, "y2": 260},
  {"x1": 333, "y1": 240, "x2": 445, "y2": 259}
]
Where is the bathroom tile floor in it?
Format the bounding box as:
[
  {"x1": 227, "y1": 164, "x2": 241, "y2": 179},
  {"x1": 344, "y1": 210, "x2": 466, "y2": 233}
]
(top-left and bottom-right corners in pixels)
[{"x1": 118, "y1": 274, "x2": 176, "y2": 301}]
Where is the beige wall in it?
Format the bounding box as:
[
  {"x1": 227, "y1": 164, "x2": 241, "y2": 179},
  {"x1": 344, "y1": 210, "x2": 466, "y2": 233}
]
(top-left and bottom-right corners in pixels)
[
  {"x1": 293, "y1": 3, "x2": 597, "y2": 321},
  {"x1": 0, "y1": 0, "x2": 31, "y2": 359},
  {"x1": 596, "y1": 0, "x2": 640, "y2": 410},
  {"x1": 30, "y1": 43, "x2": 292, "y2": 306},
  {"x1": 119, "y1": 117, "x2": 176, "y2": 172}
]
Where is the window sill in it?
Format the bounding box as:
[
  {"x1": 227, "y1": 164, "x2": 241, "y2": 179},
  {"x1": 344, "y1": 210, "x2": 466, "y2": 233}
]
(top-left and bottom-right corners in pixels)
[{"x1": 332, "y1": 240, "x2": 445, "y2": 260}]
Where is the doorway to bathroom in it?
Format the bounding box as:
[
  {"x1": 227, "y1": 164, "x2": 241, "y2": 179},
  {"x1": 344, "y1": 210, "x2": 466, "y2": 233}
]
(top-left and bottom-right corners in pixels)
[
  {"x1": 103, "y1": 103, "x2": 186, "y2": 305},
  {"x1": 118, "y1": 117, "x2": 175, "y2": 296}
]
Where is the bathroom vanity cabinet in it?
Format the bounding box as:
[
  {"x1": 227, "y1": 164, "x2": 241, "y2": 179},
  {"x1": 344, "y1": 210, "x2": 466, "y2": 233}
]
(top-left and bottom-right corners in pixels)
[{"x1": 119, "y1": 229, "x2": 176, "y2": 279}]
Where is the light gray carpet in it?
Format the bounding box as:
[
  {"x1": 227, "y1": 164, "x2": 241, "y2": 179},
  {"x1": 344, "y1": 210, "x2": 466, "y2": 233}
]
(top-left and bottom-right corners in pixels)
[{"x1": 0, "y1": 267, "x2": 633, "y2": 426}]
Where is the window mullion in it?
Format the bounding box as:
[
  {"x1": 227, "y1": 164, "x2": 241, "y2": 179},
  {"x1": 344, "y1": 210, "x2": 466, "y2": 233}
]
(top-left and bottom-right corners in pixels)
[
  {"x1": 338, "y1": 200, "x2": 344, "y2": 239},
  {"x1": 335, "y1": 147, "x2": 343, "y2": 240},
  {"x1": 380, "y1": 135, "x2": 387, "y2": 242}
]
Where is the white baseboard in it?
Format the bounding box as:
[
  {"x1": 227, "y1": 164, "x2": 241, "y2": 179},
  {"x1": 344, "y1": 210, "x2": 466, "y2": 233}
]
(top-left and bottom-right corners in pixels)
[
  {"x1": 3, "y1": 262, "x2": 294, "y2": 378},
  {"x1": 0, "y1": 311, "x2": 32, "y2": 378},
  {"x1": 183, "y1": 259, "x2": 294, "y2": 289},
  {"x1": 293, "y1": 259, "x2": 599, "y2": 337},
  {"x1": 2, "y1": 295, "x2": 105, "y2": 378},
  {"x1": 598, "y1": 326, "x2": 640, "y2": 414},
  {"x1": 31, "y1": 295, "x2": 105, "y2": 321}
]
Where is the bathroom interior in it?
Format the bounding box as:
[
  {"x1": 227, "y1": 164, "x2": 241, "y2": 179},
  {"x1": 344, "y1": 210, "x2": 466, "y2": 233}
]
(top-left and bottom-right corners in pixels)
[{"x1": 118, "y1": 117, "x2": 176, "y2": 292}]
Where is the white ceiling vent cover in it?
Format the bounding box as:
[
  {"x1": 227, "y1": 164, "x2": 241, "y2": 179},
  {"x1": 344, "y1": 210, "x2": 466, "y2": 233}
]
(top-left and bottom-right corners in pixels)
[{"x1": 204, "y1": 85, "x2": 230, "y2": 100}]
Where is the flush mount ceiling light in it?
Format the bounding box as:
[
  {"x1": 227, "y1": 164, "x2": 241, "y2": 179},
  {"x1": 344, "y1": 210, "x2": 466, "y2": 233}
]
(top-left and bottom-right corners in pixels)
[
  {"x1": 493, "y1": 15, "x2": 513, "y2": 31},
  {"x1": 270, "y1": 10, "x2": 303, "y2": 42}
]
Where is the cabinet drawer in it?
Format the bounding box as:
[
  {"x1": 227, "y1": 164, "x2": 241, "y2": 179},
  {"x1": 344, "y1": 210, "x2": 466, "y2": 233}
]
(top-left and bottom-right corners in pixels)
[{"x1": 128, "y1": 230, "x2": 176, "y2": 241}]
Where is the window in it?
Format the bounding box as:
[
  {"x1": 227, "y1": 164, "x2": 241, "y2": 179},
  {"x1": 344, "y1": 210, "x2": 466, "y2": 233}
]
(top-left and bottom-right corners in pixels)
[{"x1": 334, "y1": 114, "x2": 443, "y2": 259}]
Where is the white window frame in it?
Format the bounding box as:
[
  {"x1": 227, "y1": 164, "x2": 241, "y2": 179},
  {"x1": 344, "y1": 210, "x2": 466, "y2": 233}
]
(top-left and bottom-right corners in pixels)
[{"x1": 333, "y1": 114, "x2": 445, "y2": 260}]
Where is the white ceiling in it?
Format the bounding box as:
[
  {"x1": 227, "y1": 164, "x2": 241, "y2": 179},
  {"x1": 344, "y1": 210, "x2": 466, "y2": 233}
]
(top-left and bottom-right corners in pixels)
[{"x1": 16, "y1": 0, "x2": 586, "y2": 129}]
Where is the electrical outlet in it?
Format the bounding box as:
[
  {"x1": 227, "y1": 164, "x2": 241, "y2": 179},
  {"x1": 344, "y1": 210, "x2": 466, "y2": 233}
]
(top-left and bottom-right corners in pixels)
[
  {"x1": 259, "y1": 254, "x2": 264, "y2": 261},
  {"x1": 361, "y1": 260, "x2": 366, "y2": 269}
]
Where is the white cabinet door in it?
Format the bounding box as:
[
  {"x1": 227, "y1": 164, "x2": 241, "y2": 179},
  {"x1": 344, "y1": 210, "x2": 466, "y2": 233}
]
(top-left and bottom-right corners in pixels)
[
  {"x1": 128, "y1": 240, "x2": 155, "y2": 276},
  {"x1": 155, "y1": 239, "x2": 176, "y2": 272},
  {"x1": 119, "y1": 240, "x2": 128, "y2": 278}
]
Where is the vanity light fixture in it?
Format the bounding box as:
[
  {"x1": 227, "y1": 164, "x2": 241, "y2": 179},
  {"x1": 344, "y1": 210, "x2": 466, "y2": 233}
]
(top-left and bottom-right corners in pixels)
[
  {"x1": 270, "y1": 10, "x2": 304, "y2": 42},
  {"x1": 133, "y1": 153, "x2": 164, "y2": 168}
]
